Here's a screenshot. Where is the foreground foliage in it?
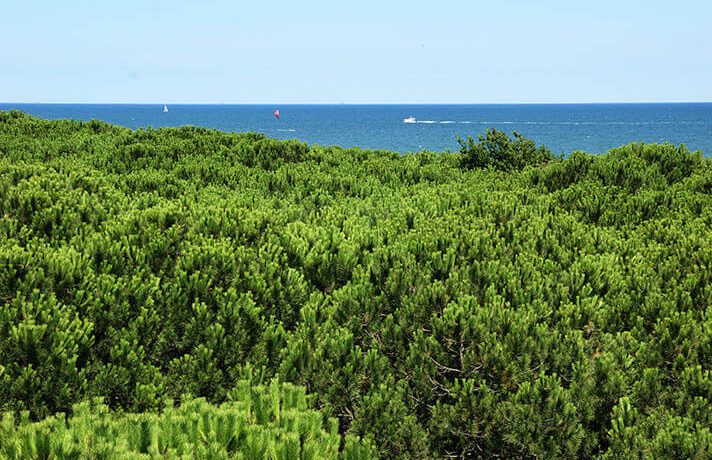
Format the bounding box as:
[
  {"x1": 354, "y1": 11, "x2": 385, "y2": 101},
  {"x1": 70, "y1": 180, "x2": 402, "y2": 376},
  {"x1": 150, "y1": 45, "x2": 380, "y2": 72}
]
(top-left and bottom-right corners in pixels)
[
  {"x1": 0, "y1": 110, "x2": 710, "y2": 458},
  {"x1": 0, "y1": 380, "x2": 374, "y2": 459}
]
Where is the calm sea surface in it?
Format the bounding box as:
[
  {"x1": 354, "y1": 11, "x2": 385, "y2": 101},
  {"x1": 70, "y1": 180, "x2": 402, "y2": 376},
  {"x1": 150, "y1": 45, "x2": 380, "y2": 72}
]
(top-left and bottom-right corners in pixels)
[{"x1": 2, "y1": 103, "x2": 711, "y2": 155}]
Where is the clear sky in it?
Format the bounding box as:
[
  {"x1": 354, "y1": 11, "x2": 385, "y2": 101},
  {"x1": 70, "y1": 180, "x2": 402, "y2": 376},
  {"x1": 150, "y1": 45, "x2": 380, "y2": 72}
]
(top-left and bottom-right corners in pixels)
[{"x1": 3, "y1": 0, "x2": 711, "y2": 103}]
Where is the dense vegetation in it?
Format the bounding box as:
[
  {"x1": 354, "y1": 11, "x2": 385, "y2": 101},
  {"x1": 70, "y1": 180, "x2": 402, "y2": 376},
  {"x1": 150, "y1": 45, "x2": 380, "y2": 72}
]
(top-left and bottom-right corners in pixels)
[{"x1": 0, "y1": 110, "x2": 710, "y2": 458}]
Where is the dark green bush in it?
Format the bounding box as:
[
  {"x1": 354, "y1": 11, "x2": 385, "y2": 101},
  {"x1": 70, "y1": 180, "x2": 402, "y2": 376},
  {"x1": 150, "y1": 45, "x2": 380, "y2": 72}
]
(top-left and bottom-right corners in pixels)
[{"x1": 458, "y1": 128, "x2": 554, "y2": 171}]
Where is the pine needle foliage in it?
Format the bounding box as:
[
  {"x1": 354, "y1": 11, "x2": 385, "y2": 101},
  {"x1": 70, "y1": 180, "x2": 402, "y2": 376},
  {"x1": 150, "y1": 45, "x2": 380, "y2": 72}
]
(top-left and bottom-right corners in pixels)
[{"x1": 0, "y1": 380, "x2": 374, "y2": 459}]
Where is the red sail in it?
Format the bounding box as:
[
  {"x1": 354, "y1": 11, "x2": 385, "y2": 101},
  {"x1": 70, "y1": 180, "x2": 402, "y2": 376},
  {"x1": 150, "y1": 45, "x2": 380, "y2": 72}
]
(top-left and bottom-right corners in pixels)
[{"x1": 274, "y1": 110, "x2": 280, "y2": 119}]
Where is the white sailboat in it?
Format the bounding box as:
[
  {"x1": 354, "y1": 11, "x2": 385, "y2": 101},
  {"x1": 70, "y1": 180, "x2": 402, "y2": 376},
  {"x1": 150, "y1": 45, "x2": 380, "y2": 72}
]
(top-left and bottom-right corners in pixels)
[{"x1": 163, "y1": 104, "x2": 169, "y2": 113}]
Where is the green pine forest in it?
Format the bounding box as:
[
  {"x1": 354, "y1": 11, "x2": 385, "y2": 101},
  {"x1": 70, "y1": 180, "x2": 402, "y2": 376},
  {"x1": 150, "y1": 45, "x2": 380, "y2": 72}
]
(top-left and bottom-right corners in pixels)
[{"x1": 0, "y1": 110, "x2": 710, "y2": 459}]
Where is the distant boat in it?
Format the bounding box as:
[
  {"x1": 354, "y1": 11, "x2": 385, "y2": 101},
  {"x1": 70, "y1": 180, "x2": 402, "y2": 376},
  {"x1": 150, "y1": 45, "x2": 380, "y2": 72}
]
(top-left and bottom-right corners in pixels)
[
  {"x1": 403, "y1": 116, "x2": 416, "y2": 123},
  {"x1": 163, "y1": 104, "x2": 168, "y2": 113},
  {"x1": 274, "y1": 109, "x2": 280, "y2": 119}
]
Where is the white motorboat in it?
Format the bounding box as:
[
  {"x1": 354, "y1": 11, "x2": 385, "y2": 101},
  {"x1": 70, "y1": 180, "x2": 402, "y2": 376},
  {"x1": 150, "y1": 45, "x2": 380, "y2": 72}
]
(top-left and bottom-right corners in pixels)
[{"x1": 403, "y1": 116, "x2": 416, "y2": 123}]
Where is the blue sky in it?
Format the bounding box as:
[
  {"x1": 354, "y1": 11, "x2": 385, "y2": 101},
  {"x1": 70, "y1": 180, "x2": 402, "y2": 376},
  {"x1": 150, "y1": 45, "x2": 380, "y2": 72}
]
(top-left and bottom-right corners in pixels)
[{"x1": 3, "y1": 0, "x2": 711, "y2": 103}]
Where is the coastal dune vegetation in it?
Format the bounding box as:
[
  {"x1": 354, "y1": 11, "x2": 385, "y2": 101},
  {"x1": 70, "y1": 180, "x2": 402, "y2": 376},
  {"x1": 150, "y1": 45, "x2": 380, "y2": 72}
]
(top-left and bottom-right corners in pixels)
[{"x1": 0, "y1": 110, "x2": 710, "y2": 458}]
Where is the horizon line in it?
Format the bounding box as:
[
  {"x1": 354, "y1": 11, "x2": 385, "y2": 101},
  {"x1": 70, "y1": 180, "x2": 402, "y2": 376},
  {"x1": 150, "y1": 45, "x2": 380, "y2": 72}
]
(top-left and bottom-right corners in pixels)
[{"x1": 2, "y1": 101, "x2": 712, "y2": 106}]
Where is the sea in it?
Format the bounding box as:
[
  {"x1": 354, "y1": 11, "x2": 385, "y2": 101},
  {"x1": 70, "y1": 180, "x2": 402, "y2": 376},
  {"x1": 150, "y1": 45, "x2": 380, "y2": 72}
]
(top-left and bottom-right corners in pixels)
[{"x1": 2, "y1": 103, "x2": 711, "y2": 155}]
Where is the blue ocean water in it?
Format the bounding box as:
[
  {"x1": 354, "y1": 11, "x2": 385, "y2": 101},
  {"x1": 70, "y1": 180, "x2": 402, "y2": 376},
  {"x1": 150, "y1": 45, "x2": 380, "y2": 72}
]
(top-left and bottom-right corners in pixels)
[{"x1": 2, "y1": 103, "x2": 711, "y2": 155}]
